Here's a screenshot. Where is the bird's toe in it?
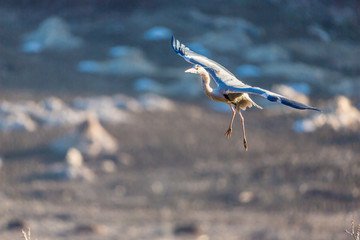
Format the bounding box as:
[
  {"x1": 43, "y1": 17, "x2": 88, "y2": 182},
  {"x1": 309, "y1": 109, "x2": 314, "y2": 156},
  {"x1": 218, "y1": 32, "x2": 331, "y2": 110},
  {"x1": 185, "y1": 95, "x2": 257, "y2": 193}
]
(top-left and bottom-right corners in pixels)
[{"x1": 225, "y1": 128, "x2": 232, "y2": 139}]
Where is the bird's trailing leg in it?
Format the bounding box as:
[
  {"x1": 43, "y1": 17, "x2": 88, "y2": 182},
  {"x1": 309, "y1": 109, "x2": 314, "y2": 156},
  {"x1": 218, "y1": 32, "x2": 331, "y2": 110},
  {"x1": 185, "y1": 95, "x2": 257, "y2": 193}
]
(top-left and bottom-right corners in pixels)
[
  {"x1": 225, "y1": 104, "x2": 236, "y2": 139},
  {"x1": 237, "y1": 108, "x2": 248, "y2": 151}
]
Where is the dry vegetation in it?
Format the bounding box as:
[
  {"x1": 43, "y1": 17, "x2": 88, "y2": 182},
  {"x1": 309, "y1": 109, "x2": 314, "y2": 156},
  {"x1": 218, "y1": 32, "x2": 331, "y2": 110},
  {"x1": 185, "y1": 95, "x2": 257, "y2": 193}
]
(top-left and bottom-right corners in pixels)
[
  {"x1": 21, "y1": 228, "x2": 31, "y2": 240},
  {"x1": 346, "y1": 220, "x2": 360, "y2": 240}
]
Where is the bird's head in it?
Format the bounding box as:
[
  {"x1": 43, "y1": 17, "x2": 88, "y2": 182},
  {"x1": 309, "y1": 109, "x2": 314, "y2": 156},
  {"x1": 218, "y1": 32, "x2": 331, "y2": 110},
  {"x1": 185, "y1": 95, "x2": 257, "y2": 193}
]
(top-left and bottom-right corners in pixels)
[{"x1": 185, "y1": 65, "x2": 206, "y2": 75}]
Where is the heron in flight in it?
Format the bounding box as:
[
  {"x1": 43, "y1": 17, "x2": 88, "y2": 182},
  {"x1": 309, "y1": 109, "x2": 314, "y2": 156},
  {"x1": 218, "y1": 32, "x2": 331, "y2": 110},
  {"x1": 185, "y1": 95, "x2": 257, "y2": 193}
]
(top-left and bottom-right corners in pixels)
[{"x1": 171, "y1": 36, "x2": 320, "y2": 151}]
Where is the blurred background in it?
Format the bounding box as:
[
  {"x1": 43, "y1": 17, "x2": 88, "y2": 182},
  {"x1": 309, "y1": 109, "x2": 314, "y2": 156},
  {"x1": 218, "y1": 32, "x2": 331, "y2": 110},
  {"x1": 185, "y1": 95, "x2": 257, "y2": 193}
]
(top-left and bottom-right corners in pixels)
[{"x1": 0, "y1": 0, "x2": 359, "y2": 239}]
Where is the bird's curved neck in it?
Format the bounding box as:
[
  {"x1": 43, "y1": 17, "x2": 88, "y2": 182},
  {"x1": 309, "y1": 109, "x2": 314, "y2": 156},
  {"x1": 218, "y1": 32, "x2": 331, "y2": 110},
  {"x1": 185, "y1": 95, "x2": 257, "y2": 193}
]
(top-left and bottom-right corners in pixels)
[{"x1": 200, "y1": 72, "x2": 214, "y2": 96}]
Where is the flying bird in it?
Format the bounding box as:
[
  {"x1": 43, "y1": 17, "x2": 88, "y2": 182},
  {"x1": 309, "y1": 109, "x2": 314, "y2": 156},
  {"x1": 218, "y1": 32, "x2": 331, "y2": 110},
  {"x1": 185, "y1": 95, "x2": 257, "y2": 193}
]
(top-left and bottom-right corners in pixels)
[{"x1": 171, "y1": 36, "x2": 320, "y2": 151}]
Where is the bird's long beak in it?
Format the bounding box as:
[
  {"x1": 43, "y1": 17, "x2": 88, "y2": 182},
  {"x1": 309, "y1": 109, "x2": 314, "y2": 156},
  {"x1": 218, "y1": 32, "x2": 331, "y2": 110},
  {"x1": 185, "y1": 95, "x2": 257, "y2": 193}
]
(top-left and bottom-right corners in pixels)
[{"x1": 185, "y1": 68, "x2": 197, "y2": 74}]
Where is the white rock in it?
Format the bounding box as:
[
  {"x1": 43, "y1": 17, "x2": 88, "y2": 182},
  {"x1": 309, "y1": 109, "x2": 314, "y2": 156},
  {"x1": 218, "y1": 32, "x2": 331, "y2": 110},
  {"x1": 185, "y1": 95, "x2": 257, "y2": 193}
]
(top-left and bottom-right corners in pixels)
[
  {"x1": 76, "y1": 61, "x2": 99, "y2": 73},
  {"x1": 22, "y1": 16, "x2": 82, "y2": 52},
  {"x1": 47, "y1": 149, "x2": 95, "y2": 181},
  {"x1": 65, "y1": 165, "x2": 95, "y2": 181},
  {"x1": 65, "y1": 148, "x2": 83, "y2": 167},
  {"x1": 111, "y1": 94, "x2": 142, "y2": 111},
  {"x1": 73, "y1": 93, "x2": 136, "y2": 113},
  {"x1": 72, "y1": 96, "x2": 115, "y2": 111},
  {"x1": 0, "y1": 98, "x2": 95, "y2": 129},
  {"x1": 0, "y1": 97, "x2": 86, "y2": 128},
  {"x1": 0, "y1": 111, "x2": 37, "y2": 132},
  {"x1": 134, "y1": 77, "x2": 164, "y2": 93},
  {"x1": 0, "y1": 100, "x2": 42, "y2": 115},
  {"x1": 143, "y1": 26, "x2": 172, "y2": 40},
  {"x1": 51, "y1": 116, "x2": 119, "y2": 157},
  {"x1": 0, "y1": 95, "x2": 136, "y2": 132},
  {"x1": 48, "y1": 163, "x2": 95, "y2": 182},
  {"x1": 42, "y1": 97, "x2": 65, "y2": 111},
  {"x1": 108, "y1": 46, "x2": 142, "y2": 58},
  {"x1": 34, "y1": 97, "x2": 86, "y2": 127},
  {"x1": 294, "y1": 96, "x2": 360, "y2": 133},
  {"x1": 238, "y1": 191, "x2": 254, "y2": 203},
  {"x1": 89, "y1": 107, "x2": 128, "y2": 124},
  {"x1": 71, "y1": 95, "x2": 131, "y2": 123},
  {"x1": 102, "y1": 160, "x2": 116, "y2": 173},
  {"x1": 138, "y1": 94, "x2": 174, "y2": 111}
]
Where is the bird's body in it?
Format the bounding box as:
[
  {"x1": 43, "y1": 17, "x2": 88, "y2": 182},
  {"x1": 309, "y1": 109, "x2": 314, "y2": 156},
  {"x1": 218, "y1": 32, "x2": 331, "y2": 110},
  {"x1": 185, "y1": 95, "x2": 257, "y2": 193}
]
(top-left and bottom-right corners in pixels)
[
  {"x1": 171, "y1": 36, "x2": 320, "y2": 150},
  {"x1": 191, "y1": 65, "x2": 260, "y2": 108}
]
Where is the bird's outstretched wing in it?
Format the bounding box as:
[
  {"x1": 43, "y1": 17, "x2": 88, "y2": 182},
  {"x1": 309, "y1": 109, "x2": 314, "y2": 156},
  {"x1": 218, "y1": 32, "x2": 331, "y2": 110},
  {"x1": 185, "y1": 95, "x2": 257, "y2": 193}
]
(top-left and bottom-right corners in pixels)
[
  {"x1": 226, "y1": 86, "x2": 321, "y2": 111},
  {"x1": 171, "y1": 36, "x2": 246, "y2": 87},
  {"x1": 172, "y1": 36, "x2": 320, "y2": 112}
]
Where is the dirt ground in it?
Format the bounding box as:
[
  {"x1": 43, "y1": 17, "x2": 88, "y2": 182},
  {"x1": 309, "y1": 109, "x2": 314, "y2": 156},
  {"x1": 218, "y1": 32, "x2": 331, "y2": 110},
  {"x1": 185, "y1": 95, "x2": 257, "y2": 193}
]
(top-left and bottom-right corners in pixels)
[{"x1": 0, "y1": 1, "x2": 360, "y2": 240}]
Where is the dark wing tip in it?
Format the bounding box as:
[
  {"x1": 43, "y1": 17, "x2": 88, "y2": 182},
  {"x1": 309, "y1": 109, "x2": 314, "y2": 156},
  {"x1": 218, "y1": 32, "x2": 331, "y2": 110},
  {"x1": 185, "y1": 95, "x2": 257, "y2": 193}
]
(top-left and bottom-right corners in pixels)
[
  {"x1": 171, "y1": 35, "x2": 179, "y2": 53},
  {"x1": 244, "y1": 87, "x2": 322, "y2": 112},
  {"x1": 310, "y1": 107, "x2": 322, "y2": 112},
  {"x1": 304, "y1": 106, "x2": 321, "y2": 112},
  {"x1": 171, "y1": 36, "x2": 186, "y2": 56},
  {"x1": 278, "y1": 97, "x2": 321, "y2": 112}
]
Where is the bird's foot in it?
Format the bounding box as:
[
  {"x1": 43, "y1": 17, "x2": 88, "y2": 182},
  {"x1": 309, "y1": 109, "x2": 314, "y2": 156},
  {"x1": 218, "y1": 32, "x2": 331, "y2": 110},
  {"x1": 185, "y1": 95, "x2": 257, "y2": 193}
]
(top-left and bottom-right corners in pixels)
[
  {"x1": 225, "y1": 128, "x2": 232, "y2": 139},
  {"x1": 243, "y1": 139, "x2": 248, "y2": 151}
]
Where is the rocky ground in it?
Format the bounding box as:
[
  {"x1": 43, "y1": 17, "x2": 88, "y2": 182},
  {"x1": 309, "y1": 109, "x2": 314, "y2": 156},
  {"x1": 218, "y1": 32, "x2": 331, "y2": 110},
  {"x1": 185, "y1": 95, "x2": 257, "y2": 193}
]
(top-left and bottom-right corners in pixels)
[{"x1": 0, "y1": 1, "x2": 360, "y2": 240}]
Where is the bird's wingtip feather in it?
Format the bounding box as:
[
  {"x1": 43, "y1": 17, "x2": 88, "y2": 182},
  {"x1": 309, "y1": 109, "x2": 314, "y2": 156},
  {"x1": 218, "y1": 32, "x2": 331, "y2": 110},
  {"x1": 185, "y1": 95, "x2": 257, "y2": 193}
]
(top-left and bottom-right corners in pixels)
[
  {"x1": 311, "y1": 107, "x2": 321, "y2": 112},
  {"x1": 276, "y1": 96, "x2": 320, "y2": 112},
  {"x1": 171, "y1": 36, "x2": 185, "y2": 56},
  {"x1": 171, "y1": 36, "x2": 178, "y2": 52},
  {"x1": 171, "y1": 36, "x2": 175, "y2": 49}
]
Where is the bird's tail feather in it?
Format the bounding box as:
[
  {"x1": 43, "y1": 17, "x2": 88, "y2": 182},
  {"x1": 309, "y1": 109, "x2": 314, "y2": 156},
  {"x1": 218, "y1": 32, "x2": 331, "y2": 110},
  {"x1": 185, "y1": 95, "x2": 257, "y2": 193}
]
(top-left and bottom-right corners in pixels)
[{"x1": 249, "y1": 98, "x2": 263, "y2": 110}]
